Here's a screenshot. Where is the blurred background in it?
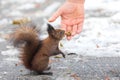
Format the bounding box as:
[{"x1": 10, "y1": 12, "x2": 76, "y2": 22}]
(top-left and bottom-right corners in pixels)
[
  {"x1": 0, "y1": 0, "x2": 120, "y2": 79},
  {"x1": 0, "y1": 0, "x2": 120, "y2": 57}
]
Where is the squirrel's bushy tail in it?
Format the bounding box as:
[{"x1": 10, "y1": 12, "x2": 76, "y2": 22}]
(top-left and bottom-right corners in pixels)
[{"x1": 12, "y1": 26, "x2": 41, "y2": 70}]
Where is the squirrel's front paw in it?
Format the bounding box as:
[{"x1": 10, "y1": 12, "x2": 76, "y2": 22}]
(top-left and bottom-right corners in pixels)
[{"x1": 62, "y1": 53, "x2": 65, "y2": 58}]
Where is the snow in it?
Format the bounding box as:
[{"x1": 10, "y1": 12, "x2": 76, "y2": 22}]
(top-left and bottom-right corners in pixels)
[
  {"x1": 59, "y1": 16, "x2": 120, "y2": 57},
  {"x1": 0, "y1": 76, "x2": 2, "y2": 79},
  {"x1": 1, "y1": 0, "x2": 45, "y2": 4},
  {"x1": 17, "y1": 3, "x2": 35, "y2": 10},
  {"x1": 110, "y1": 13, "x2": 120, "y2": 23},
  {"x1": 85, "y1": 0, "x2": 120, "y2": 12},
  {"x1": 59, "y1": 0, "x2": 120, "y2": 57},
  {"x1": 0, "y1": 19, "x2": 10, "y2": 25},
  {"x1": 1, "y1": 49, "x2": 19, "y2": 61},
  {"x1": 1, "y1": 49, "x2": 19, "y2": 56},
  {"x1": 9, "y1": 11, "x2": 23, "y2": 16},
  {"x1": 43, "y1": 2, "x2": 61, "y2": 16},
  {"x1": 0, "y1": 38, "x2": 5, "y2": 42},
  {"x1": 0, "y1": 0, "x2": 120, "y2": 57}
]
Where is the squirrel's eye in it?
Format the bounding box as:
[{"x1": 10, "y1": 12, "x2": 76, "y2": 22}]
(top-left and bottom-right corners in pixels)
[{"x1": 60, "y1": 31, "x2": 63, "y2": 35}]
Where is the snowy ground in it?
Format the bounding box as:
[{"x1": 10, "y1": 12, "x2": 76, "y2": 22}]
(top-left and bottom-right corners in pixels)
[
  {"x1": 0, "y1": 0, "x2": 120, "y2": 58},
  {"x1": 60, "y1": 0, "x2": 120, "y2": 57},
  {"x1": 0, "y1": 0, "x2": 120, "y2": 80}
]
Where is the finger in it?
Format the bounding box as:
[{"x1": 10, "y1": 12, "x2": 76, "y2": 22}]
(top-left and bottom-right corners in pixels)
[
  {"x1": 72, "y1": 25, "x2": 77, "y2": 36},
  {"x1": 77, "y1": 23, "x2": 83, "y2": 34},
  {"x1": 66, "y1": 26, "x2": 72, "y2": 40},
  {"x1": 61, "y1": 23, "x2": 67, "y2": 31},
  {"x1": 67, "y1": 26, "x2": 72, "y2": 32},
  {"x1": 67, "y1": 36, "x2": 72, "y2": 40},
  {"x1": 48, "y1": 10, "x2": 61, "y2": 22}
]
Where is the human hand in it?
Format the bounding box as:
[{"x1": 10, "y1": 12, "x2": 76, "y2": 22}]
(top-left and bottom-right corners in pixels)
[{"x1": 48, "y1": 1, "x2": 84, "y2": 40}]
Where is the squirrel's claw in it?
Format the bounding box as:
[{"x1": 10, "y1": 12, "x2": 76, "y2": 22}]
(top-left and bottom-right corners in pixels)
[{"x1": 62, "y1": 53, "x2": 65, "y2": 58}]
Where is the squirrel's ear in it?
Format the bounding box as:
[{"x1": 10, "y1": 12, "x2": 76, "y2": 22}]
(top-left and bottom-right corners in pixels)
[{"x1": 47, "y1": 24, "x2": 55, "y2": 33}]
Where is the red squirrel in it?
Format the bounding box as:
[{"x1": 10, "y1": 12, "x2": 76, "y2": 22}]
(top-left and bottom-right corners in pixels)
[{"x1": 11, "y1": 24, "x2": 65, "y2": 74}]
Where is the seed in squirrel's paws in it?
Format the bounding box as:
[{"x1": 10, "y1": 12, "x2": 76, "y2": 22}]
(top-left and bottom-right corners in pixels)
[{"x1": 65, "y1": 32, "x2": 71, "y2": 36}]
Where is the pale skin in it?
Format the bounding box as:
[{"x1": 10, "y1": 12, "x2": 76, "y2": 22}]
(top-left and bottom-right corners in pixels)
[{"x1": 48, "y1": 0, "x2": 85, "y2": 40}]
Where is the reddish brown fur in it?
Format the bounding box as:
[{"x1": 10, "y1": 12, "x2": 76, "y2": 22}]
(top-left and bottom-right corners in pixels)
[
  {"x1": 11, "y1": 24, "x2": 65, "y2": 73},
  {"x1": 12, "y1": 26, "x2": 40, "y2": 69}
]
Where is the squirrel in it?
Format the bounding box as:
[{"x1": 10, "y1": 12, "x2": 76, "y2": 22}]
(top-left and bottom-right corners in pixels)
[{"x1": 11, "y1": 24, "x2": 65, "y2": 74}]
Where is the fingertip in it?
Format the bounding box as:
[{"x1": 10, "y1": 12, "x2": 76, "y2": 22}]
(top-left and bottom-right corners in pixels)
[
  {"x1": 77, "y1": 23, "x2": 83, "y2": 34},
  {"x1": 77, "y1": 28, "x2": 82, "y2": 34},
  {"x1": 72, "y1": 25, "x2": 77, "y2": 36},
  {"x1": 48, "y1": 19, "x2": 53, "y2": 22},
  {"x1": 77, "y1": 30, "x2": 81, "y2": 34},
  {"x1": 67, "y1": 36, "x2": 72, "y2": 41},
  {"x1": 48, "y1": 10, "x2": 61, "y2": 22},
  {"x1": 67, "y1": 37, "x2": 71, "y2": 40},
  {"x1": 67, "y1": 26, "x2": 72, "y2": 32},
  {"x1": 48, "y1": 16, "x2": 57, "y2": 22}
]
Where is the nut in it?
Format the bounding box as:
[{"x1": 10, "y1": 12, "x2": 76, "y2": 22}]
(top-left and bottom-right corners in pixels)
[{"x1": 65, "y1": 32, "x2": 71, "y2": 36}]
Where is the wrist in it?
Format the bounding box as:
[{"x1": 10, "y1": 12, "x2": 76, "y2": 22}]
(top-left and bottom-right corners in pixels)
[{"x1": 67, "y1": 0, "x2": 85, "y2": 3}]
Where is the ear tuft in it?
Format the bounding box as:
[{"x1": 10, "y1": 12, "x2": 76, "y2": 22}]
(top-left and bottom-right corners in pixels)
[{"x1": 47, "y1": 24, "x2": 55, "y2": 33}]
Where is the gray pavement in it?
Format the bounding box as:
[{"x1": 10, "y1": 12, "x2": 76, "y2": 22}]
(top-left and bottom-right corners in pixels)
[
  {"x1": 0, "y1": 0, "x2": 120, "y2": 80},
  {"x1": 0, "y1": 49, "x2": 120, "y2": 80}
]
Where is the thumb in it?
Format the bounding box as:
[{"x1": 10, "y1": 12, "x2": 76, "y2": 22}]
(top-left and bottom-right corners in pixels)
[{"x1": 48, "y1": 9, "x2": 61, "y2": 22}]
